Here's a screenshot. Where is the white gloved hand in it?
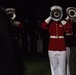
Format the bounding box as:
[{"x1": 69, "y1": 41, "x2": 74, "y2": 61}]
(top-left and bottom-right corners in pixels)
[
  {"x1": 14, "y1": 21, "x2": 20, "y2": 26},
  {"x1": 61, "y1": 20, "x2": 67, "y2": 25},
  {"x1": 45, "y1": 16, "x2": 52, "y2": 24},
  {"x1": 65, "y1": 16, "x2": 70, "y2": 20}
]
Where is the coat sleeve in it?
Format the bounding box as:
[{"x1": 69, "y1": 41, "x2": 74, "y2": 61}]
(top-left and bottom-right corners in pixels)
[
  {"x1": 41, "y1": 21, "x2": 49, "y2": 30},
  {"x1": 41, "y1": 16, "x2": 51, "y2": 30},
  {"x1": 64, "y1": 21, "x2": 73, "y2": 35}
]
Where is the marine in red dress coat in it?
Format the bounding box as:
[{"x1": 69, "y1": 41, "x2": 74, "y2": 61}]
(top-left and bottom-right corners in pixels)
[
  {"x1": 41, "y1": 5, "x2": 73, "y2": 75},
  {"x1": 41, "y1": 19, "x2": 72, "y2": 51}
]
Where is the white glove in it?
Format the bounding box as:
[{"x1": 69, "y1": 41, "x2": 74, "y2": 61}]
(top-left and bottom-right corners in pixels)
[
  {"x1": 45, "y1": 16, "x2": 52, "y2": 24},
  {"x1": 61, "y1": 20, "x2": 67, "y2": 25},
  {"x1": 14, "y1": 21, "x2": 20, "y2": 26},
  {"x1": 65, "y1": 16, "x2": 70, "y2": 20}
]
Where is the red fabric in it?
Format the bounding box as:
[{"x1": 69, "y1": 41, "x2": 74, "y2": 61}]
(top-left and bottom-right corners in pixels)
[
  {"x1": 65, "y1": 20, "x2": 76, "y2": 47},
  {"x1": 41, "y1": 21, "x2": 72, "y2": 51},
  {"x1": 48, "y1": 38, "x2": 66, "y2": 50},
  {"x1": 41, "y1": 21, "x2": 48, "y2": 30},
  {"x1": 64, "y1": 21, "x2": 72, "y2": 34},
  {"x1": 18, "y1": 21, "x2": 23, "y2": 29}
]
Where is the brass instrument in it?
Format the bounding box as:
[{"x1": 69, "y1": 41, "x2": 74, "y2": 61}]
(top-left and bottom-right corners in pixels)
[
  {"x1": 50, "y1": 5, "x2": 63, "y2": 21},
  {"x1": 5, "y1": 8, "x2": 16, "y2": 20},
  {"x1": 66, "y1": 7, "x2": 76, "y2": 18}
]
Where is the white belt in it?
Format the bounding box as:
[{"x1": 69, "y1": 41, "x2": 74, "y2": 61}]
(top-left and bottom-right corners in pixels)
[{"x1": 50, "y1": 36, "x2": 64, "y2": 39}]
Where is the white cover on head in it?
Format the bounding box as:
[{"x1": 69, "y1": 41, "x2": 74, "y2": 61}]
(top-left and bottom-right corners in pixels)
[
  {"x1": 5, "y1": 8, "x2": 15, "y2": 12},
  {"x1": 66, "y1": 7, "x2": 76, "y2": 13},
  {"x1": 50, "y1": 5, "x2": 63, "y2": 11}
]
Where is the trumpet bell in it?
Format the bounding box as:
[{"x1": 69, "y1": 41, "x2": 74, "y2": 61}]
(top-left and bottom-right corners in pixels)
[
  {"x1": 5, "y1": 8, "x2": 16, "y2": 20},
  {"x1": 66, "y1": 7, "x2": 76, "y2": 18},
  {"x1": 50, "y1": 5, "x2": 63, "y2": 21},
  {"x1": 50, "y1": 9, "x2": 63, "y2": 21}
]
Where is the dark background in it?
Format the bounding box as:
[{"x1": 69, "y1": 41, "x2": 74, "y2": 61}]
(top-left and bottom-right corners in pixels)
[
  {"x1": 0, "y1": 0, "x2": 76, "y2": 54},
  {"x1": 0, "y1": 0, "x2": 76, "y2": 20},
  {"x1": 0, "y1": 1, "x2": 76, "y2": 75}
]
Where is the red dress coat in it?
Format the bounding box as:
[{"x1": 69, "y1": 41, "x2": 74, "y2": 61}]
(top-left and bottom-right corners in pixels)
[
  {"x1": 65, "y1": 20, "x2": 76, "y2": 47},
  {"x1": 41, "y1": 21, "x2": 72, "y2": 51}
]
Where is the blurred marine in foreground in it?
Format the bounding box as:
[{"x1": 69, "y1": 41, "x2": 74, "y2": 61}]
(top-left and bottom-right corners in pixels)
[{"x1": 0, "y1": 7, "x2": 23, "y2": 75}]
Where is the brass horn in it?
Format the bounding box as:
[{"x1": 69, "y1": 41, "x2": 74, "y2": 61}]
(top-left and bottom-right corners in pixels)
[
  {"x1": 50, "y1": 5, "x2": 63, "y2": 21},
  {"x1": 66, "y1": 7, "x2": 76, "y2": 18},
  {"x1": 5, "y1": 8, "x2": 16, "y2": 20}
]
